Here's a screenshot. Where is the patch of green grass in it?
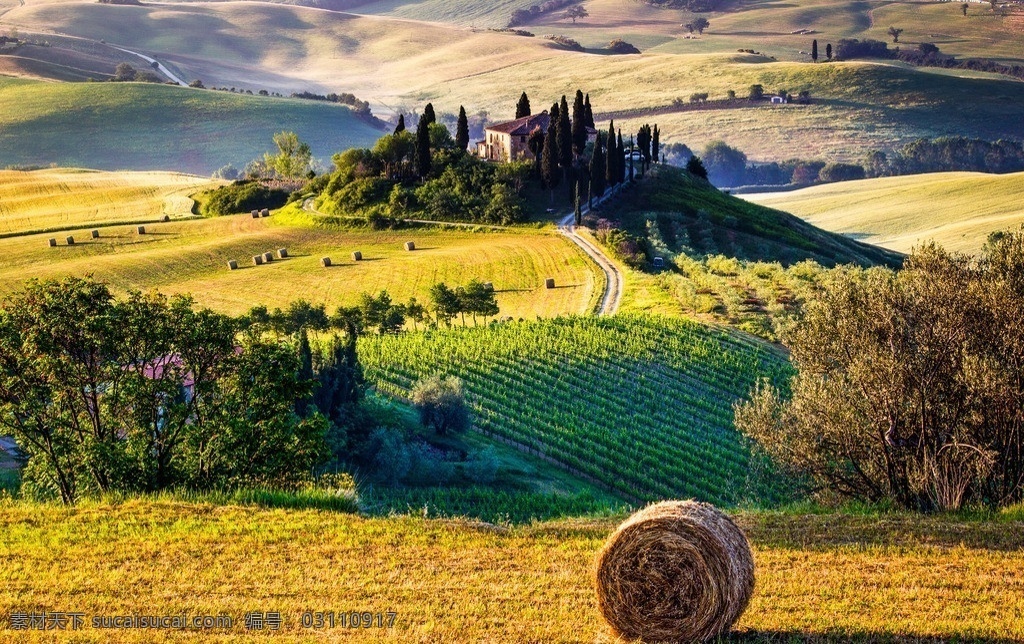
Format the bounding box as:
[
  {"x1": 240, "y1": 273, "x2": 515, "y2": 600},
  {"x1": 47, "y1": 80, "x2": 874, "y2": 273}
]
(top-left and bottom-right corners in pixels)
[
  {"x1": 742, "y1": 171, "x2": 1024, "y2": 254},
  {"x1": 0, "y1": 77, "x2": 384, "y2": 174}
]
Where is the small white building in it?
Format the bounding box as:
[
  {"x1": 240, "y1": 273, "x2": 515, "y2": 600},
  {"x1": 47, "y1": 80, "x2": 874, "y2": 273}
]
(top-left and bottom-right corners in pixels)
[{"x1": 769, "y1": 95, "x2": 788, "y2": 104}]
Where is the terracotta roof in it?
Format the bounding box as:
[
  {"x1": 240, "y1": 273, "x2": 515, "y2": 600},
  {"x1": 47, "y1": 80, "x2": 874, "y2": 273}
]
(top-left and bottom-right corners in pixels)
[{"x1": 485, "y1": 112, "x2": 550, "y2": 136}]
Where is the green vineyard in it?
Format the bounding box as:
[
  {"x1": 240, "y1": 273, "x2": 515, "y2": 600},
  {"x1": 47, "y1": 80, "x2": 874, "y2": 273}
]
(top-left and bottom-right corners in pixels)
[{"x1": 359, "y1": 315, "x2": 791, "y2": 505}]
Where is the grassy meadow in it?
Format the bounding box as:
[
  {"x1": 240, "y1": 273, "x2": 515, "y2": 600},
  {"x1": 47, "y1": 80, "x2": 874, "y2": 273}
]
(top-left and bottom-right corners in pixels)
[
  {"x1": 0, "y1": 77, "x2": 383, "y2": 174},
  {"x1": 0, "y1": 202, "x2": 601, "y2": 319},
  {"x1": 743, "y1": 171, "x2": 1024, "y2": 254},
  {"x1": 0, "y1": 500, "x2": 1021, "y2": 642},
  {"x1": 0, "y1": 168, "x2": 220, "y2": 236}
]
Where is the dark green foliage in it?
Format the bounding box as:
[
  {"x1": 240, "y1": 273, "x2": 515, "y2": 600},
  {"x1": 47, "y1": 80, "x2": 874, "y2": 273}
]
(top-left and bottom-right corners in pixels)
[
  {"x1": 571, "y1": 90, "x2": 587, "y2": 157},
  {"x1": 686, "y1": 155, "x2": 708, "y2": 179},
  {"x1": 702, "y1": 140, "x2": 748, "y2": 187},
  {"x1": 616, "y1": 131, "x2": 626, "y2": 184},
  {"x1": 817, "y1": 162, "x2": 866, "y2": 183},
  {"x1": 826, "y1": 43, "x2": 833, "y2": 60},
  {"x1": 652, "y1": 125, "x2": 660, "y2": 164},
  {"x1": 201, "y1": 181, "x2": 288, "y2": 216},
  {"x1": 456, "y1": 106, "x2": 470, "y2": 152},
  {"x1": 0, "y1": 278, "x2": 327, "y2": 504},
  {"x1": 590, "y1": 136, "x2": 606, "y2": 199},
  {"x1": 415, "y1": 114, "x2": 432, "y2": 179},
  {"x1": 359, "y1": 291, "x2": 406, "y2": 335},
  {"x1": 429, "y1": 283, "x2": 462, "y2": 328},
  {"x1": 528, "y1": 126, "x2": 546, "y2": 175},
  {"x1": 393, "y1": 114, "x2": 405, "y2": 134},
  {"x1": 542, "y1": 120, "x2": 560, "y2": 191},
  {"x1": 584, "y1": 93, "x2": 594, "y2": 128},
  {"x1": 868, "y1": 137, "x2": 1024, "y2": 176},
  {"x1": 423, "y1": 103, "x2": 436, "y2": 125},
  {"x1": 412, "y1": 375, "x2": 470, "y2": 436},
  {"x1": 557, "y1": 95, "x2": 573, "y2": 171},
  {"x1": 811, "y1": 39, "x2": 818, "y2": 62},
  {"x1": 607, "y1": 39, "x2": 641, "y2": 54},
  {"x1": 748, "y1": 84, "x2": 764, "y2": 100},
  {"x1": 516, "y1": 92, "x2": 531, "y2": 119},
  {"x1": 605, "y1": 121, "x2": 617, "y2": 187}
]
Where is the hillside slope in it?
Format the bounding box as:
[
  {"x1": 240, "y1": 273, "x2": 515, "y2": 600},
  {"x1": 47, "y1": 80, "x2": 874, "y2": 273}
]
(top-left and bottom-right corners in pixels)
[
  {"x1": 360, "y1": 315, "x2": 793, "y2": 505},
  {"x1": 601, "y1": 165, "x2": 903, "y2": 267},
  {"x1": 0, "y1": 78, "x2": 384, "y2": 174},
  {"x1": 742, "y1": 171, "x2": 1024, "y2": 254}
]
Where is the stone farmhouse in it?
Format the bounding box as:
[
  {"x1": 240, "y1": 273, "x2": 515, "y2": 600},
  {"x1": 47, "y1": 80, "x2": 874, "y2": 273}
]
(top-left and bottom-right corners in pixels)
[{"x1": 477, "y1": 112, "x2": 598, "y2": 162}]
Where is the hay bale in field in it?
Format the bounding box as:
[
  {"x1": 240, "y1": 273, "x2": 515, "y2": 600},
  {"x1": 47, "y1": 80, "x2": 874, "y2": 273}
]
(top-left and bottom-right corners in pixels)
[
  {"x1": 137, "y1": 226, "x2": 146, "y2": 235},
  {"x1": 262, "y1": 252, "x2": 273, "y2": 263},
  {"x1": 545, "y1": 278, "x2": 555, "y2": 289},
  {"x1": 66, "y1": 236, "x2": 75, "y2": 245},
  {"x1": 91, "y1": 229, "x2": 100, "y2": 239},
  {"x1": 594, "y1": 500, "x2": 754, "y2": 643},
  {"x1": 253, "y1": 255, "x2": 264, "y2": 266},
  {"x1": 261, "y1": 208, "x2": 270, "y2": 217},
  {"x1": 404, "y1": 241, "x2": 415, "y2": 251},
  {"x1": 227, "y1": 260, "x2": 238, "y2": 270},
  {"x1": 321, "y1": 257, "x2": 332, "y2": 267},
  {"x1": 277, "y1": 248, "x2": 288, "y2": 259},
  {"x1": 47, "y1": 238, "x2": 57, "y2": 247},
  {"x1": 161, "y1": 215, "x2": 170, "y2": 222},
  {"x1": 252, "y1": 210, "x2": 260, "y2": 219},
  {"x1": 352, "y1": 251, "x2": 362, "y2": 261}
]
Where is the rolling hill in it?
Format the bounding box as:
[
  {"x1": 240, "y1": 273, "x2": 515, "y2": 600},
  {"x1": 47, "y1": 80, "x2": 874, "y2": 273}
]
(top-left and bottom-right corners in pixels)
[
  {"x1": 742, "y1": 171, "x2": 1024, "y2": 254},
  {"x1": 0, "y1": 77, "x2": 384, "y2": 174}
]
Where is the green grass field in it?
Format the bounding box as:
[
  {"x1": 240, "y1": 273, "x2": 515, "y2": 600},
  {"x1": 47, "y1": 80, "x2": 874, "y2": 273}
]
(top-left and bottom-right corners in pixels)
[
  {"x1": 0, "y1": 499, "x2": 1021, "y2": 642},
  {"x1": 0, "y1": 168, "x2": 220, "y2": 235},
  {"x1": 360, "y1": 315, "x2": 792, "y2": 505},
  {"x1": 0, "y1": 202, "x2": 601, "y2": 319},
  {"x1": 0, "y1": 77, "x2": 384, "y2": 175},
  {"x1": 742, "y1": 171, "x2": 1024, "y2": 254}
]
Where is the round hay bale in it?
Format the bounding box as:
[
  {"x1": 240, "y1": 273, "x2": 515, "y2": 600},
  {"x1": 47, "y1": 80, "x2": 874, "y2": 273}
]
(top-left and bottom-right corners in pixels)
[
  {"x1": 594, "y1": 500, "x2": 754, "y2": 643},
  {"x1": 91, "y1": 229, "x2": 100, "y2": 239},
  {"x1": 545, "y1": 278, "x2": 555, "y2": 289},
  {"x1": 404, "y1": 241, "x2": 415, "y2": 251},
  {"x1": 321, "y1": 256, "x2": 332, "y2": 267},
  {"x1": 277, "y1": 248, "x2": 288, "y2": 259},
  {"x1": 66, "y1": 236, "x2": 75, "y2": 245},
  {"x1": 262, "y1": 252, "x2": 273, "y2": 263},
  {"x1": 261, "y1": 208, "x2": 270, "y2": 217},
  {"x1": 161, "y1": 214, "x2": 170, "y2": 222},
  {"x1": 137, "y1": 226, "x2": 146, "y2": 235},
  {"x1": 253, "y1": 255, "x2": 264, "y2": 266},
  {"x1": 352, "y1": 251, "x2": 362, "y2": 261},
  {"x1": 47, "y1": 238, "x2": 57, "y2": 248},
  {"x1": 227, "y1": 260, "x2": 238, "y2": 270},
  {"x1": 252, "y1": 210, "x2": 260, "y2": 219}
]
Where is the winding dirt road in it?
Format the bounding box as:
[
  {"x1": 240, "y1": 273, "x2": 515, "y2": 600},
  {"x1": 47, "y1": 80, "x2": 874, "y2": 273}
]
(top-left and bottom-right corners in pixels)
[{"x1": 558, "y1": 210, "x2": 623, "y2": 316}]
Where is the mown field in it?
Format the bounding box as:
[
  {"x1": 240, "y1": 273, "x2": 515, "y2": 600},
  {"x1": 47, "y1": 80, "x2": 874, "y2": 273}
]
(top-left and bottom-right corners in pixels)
[
  {"x1": 0, "y1": 500, "x2": 1021, "y2": 642},
  {"x1": 743, "y1": 171, "x2": 1024, "y2": 254},
  {"x1": 0, "y1": 203, "x2": 601, "y2": 319},
  {"x1": 360, "y1": 315, "x2": 792, "y2": 505},
  {"x1": 0, "y1": 168, "x2": 220, "y2": 236},
  {"x1": 0, "y1": 77, "x2": 383, "y2": 174}
]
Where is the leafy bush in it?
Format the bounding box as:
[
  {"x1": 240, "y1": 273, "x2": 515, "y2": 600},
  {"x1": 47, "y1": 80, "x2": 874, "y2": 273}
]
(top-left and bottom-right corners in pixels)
[
  {"x1": 608, "y1": 40, "x2": 641, "y2": 54},
  {"x1": 817, "y1": 162, "x2": 866, "y2": 183},
  {"x1": 412, "y1": 375, "x2": 471, "y2": 436},
  {"x1": 201, "y1": 181, "x2": 289, "y2": 216}
]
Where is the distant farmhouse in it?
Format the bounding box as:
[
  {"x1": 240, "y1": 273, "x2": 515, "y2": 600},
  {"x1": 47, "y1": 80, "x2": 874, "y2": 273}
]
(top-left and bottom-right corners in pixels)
[{"x1": 477, "y1": 111, "x2": 598, "y2": 162}]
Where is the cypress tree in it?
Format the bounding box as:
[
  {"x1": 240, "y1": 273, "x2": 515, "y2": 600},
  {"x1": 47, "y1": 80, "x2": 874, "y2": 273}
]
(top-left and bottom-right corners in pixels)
[
  {"x1": 394, "y1": 114, "x2": 406, "y2": 134},
  {"x1": 550, "y1": 102, "x2": 559, "y2": 122},
  {"x1": 652, "y1": 124, "x2": 660, "y2": 165},
  {"x1": 811, "y1": 39, "x2": 818, "y2": 62},
  {"x1": 516, "y1": 92, "x2": 532, "y2": 118},
  {"x1": 826, "y1": 43, "x2": 833, "y2": 61},
  {"x1": 574, "y1": 181, "x2": 582, "y2": 226},
  {"x1": 628, "y1": 135, "x2": 635, "y2": 182},
  {"x1": 617, "y1": 130, "x2": 626, "y2": 184},
  {"x1": 424, "y1": 103, "x2": 436, "y2": 125},
  {"x1": 415, "y1": 113, "x2": 431, "y2": 179},
  {"x1": 584, "y1": 93, "x2": 594, "y2": 128},
  {"x1": 605, "y1": 121, "x2": 616, "y2": 187},
  {"x1": 590, "y1": 135, "x2": 606, "y2": 199},
  {"x1": 455, "y1": 105, "x2": 469, "y2": 151},
  {"x1": 295, "y1": 327, "x2": 314, "y2": 416},
  {"x1": 572, "y1": 90, "x2": 587, "y2": 156},
  {"x1": 541, "y1": 120, "x2": 560, "y2": 195},
  {"x1": 557, "y1": 95, "x2": 573, "y2": 172}
]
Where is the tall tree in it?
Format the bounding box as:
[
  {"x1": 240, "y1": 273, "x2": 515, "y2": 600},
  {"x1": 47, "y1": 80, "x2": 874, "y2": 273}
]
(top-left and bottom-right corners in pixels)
[
  {"x1": 571, "y1": 90, "x2": 587, "y2": 157},
  {"x1": 605, "y1": 121, "x2": 617, "y2": 187},
  {"x1": 961, "y1": 3, "x2": 968, "y2": 16},
  {"x1": 811, "y1": 39, "x2": 818, "y2": 62},
  {"x1": 826, "y1": 43, "x2": 833, "y2": 61},
  {"x1": 574, "y1": 181, "x2": 582, "y2": 226},
  {"x1": 415, "y1": 114, "x2": 432, "y2": 179},
  {"x1": 516, "y1": 92, "x2": 532, "y2": 119},
  {"x1": 528, "y1": 126, "x2": 545, "y2": 176},
  {"x1": 887, "y1": 26, "x2": 904, "y2": 43},
  {"x1": 590, "y1": 134, "x2": 606, "y2": 199},
  {"x1": 583, "y1": 93, "x2": 595, "y2": 128},
  {"x1": 652, "y1": 124, "x2": 660, "y2": 165},
  {"x1": 394, "y1": 114, "x2": 406, "y2": 134},
  {"x1": 423, "y1": 103, "x2": 436, "y2": 125},
  {"x1": 455, "y1": 105, "x2": 470, "y2": 152},
  {"x1": 628, "y1": 135, "x2": 635, "y2": 182},
  {"x1": 617, "y1": 130, "x2": 626, "y2": 184},
  {"x1": 557, "y1": 95, "x2": 573, "y2": 172},
  {"x1": 541, "y1": 120, "x2": 560, "y2": 195}
]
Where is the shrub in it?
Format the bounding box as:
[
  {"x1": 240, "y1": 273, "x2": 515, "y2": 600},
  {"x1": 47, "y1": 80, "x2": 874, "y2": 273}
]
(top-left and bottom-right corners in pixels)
[
  {"x1": 817, "y1": 162, "x2": 866, "y2": 183},
  {"x1": 412, "y1": 375, "x2": 471, "y2": 436},
  {"x1": 608, "y1": 39, "x2": 641, "y2": 54},
  {"x1": 201, "y1": 181, "x2": 289, "y2": 216}
]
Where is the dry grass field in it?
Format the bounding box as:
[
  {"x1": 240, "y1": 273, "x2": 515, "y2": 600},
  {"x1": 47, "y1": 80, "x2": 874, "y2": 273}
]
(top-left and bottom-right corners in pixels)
[
  {"x1": 0, "y1": 499, "x2": 1021, "y2": 642},
  {"x1": 743, "y1": 171, "x2": 1024, "y2": 254},
  {"x1": 0, "y1": 168, "x2": 219, "y2": 236},
  {"x1": 0, "y1": 202, "x2": 601, "y2": 319}
]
